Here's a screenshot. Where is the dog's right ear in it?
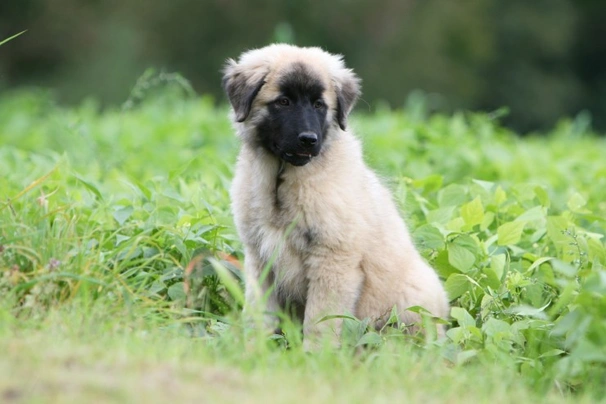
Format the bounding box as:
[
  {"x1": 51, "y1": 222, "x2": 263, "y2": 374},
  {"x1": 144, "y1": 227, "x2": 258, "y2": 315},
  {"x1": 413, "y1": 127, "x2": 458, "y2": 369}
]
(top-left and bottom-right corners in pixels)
[
  {"x1": 334, "y1": 68, "x2": 361, "y2": 131},
  {"x1": 222, "y1": 59, "x2": 267, "y2": 122}
]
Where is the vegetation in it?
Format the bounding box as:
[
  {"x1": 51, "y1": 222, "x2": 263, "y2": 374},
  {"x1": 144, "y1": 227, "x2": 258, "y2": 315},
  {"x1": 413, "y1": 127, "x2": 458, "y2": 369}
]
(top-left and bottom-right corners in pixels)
[
  {"x1": 2, "y1": 1, "x2": 606, "y2": 131},
  {"x1": 1, "y1": 84, "x2": 605, "y2": 402}
]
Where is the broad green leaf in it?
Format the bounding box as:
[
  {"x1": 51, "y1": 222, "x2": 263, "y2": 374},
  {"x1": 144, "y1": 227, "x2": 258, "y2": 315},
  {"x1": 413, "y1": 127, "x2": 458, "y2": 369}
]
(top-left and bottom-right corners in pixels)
[
  {"x1": 481, "y1": 266, "x2": 501, "y2": 289},
  {"x1": 506, "y1": 304, "x2": 548, "y2": 320},
  {"x1": 512, "y1": 184, "x2": 536, "y2": 202},
  {"x1": 570, "y1": 339, "x2": 606, "y2": 362},
  {"x1": 472, "y1": 179, "x2": 495, "y2": 193},
  {"x1": 497, "y1": 221, "x2": 526, "y2": 246},
  {"x1": 355, "y1": 332, "x2": 383, "y2": 347},
  {"x1": 551, "y1": 259, "x2": 577, "y2": 277},
  {"x1": 433, "y1": 250, "x2": 459, "y2": 278},
  {"x1": 450, "y1": 307, "x2": 476, "y2": 328},
  {"x1": 412, "y1": 174, "x2": 443, "y2": 193},
  {"x1": 115, "y1": 234, "x2": 131, "y2": 246},
  {"x1": 525, "y1": 256, "x2": 554, "y2": 274},
  {"x1": 413, "y1": 224, "x2": 445, "y2": 250},
  {"x1": 149, "y1": 280, "x2": 167, "y2": 294},
  {"x1": 133, "y1": 178, "x2": 152, "y2": 200},
  {"x1": 460, "y1": 197, "x2": 484, "y2": 228},
  {"x1": 342, "y1": 317, "x2": 371, "y2": 344},
  {"x1": 167, "y1": 282, "x2": 186, "y2": 301},
  {"x1": 113, "y1": 205, "x2": 134, "y2": 225},
  {"x1": 534, "y1": 185, "x2": 550, "y2": 207},
  {"x1": 584, "y1": 269, "x2": 606, "y2": 294},
  {"x1": 567, "y1": 192, "x2": 587, "y2": 212},
  {"x1": 481, "y1": 318, "x2": 511, "y2": 337},
  {"x1": 494, "y1": 186, "x2": 507, "y2": 206},
  {"x1": 177, "y1": 214, "x2": 194, "y2": 226},
  {"x1": 551, "y1": 310, "x2": 586, "y2": 339},
  {"x1": 426, "y1": 207, "x2": 455, "y2": 226},
  {"x1": 445, "y1": 273, "x2": 471, "y2": 300},
  {"x1": 588, "y1": 239, "x2": 606, "y2": 267},
  {"x1": 480, "y1": 211, "x2": 495, "y2": 231},
  {"x1": 515, "y1": 206, "x2": 546, "y2": 224},
  {"x1": 546, "y1": 216, "x2": 577, "y2": 257},
  {"x1": 490, "y1": 254, "x2": 506, "y2": 280},
  {"x1": 437, "y1": 184, "x2": 468, "y2": 207},
  {"x1": 448, "y1": 243, "x2": 476, "y2": 272},
  {"x1": 546, "y1": 216, "x2": 570, "y2": 242},
  {"x1": 456, "y1": 349, "x2": 478, "y2": 364},
  {"x1": 446, "y1": 327, "x2": 465, "y2": 344},
  {"x1": 446, "y1": 217, "x2": 465, "y2": 233}
]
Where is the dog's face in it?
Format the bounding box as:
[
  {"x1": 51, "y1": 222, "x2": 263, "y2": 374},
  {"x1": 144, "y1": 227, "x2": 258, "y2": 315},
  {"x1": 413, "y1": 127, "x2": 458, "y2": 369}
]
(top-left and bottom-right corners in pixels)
[
  {"x1": 223, "y1": 45, "x2": 361, "y2": 166},
  {"x1": 256, "y1": 62, "x2": 328, "y2": 166}
]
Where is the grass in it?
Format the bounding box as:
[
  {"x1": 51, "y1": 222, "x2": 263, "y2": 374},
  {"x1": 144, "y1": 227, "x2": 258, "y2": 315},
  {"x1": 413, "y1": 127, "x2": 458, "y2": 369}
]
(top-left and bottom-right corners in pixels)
[
  {"x1": 1, "y1": 83, "x2": 605, "y2": 402},
  {"x1": 0, "y1": 304, "x2": 592, "y2": 403}
]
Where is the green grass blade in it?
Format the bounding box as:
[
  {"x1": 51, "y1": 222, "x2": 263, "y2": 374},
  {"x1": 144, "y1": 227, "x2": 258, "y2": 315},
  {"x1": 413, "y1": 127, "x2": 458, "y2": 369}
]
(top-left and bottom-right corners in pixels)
[{"x1": 0, "y1": 30, "x2": 27, "y2": 46}]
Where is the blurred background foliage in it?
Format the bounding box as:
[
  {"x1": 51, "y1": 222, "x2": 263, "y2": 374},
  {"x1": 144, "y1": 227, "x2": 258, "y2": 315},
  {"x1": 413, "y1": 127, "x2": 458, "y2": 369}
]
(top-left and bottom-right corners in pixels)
[{"x1": 1, "y1": 0, "x2": 605, "y2": 133}]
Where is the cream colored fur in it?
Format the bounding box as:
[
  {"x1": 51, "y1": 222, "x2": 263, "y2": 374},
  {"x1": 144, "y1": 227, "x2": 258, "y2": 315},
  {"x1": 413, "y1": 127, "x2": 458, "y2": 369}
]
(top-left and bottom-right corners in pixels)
[{"x1": 225, "y1": 44, "x2": 449, "y2": 347}]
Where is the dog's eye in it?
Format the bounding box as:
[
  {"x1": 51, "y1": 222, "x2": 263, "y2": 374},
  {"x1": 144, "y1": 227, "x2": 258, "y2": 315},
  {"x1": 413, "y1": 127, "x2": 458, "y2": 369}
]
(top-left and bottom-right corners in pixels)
[
  {"x1": 277, "y1": 97, "x2": 290, "y2": 106},
  {"x1": 313, "y1": 100, "x2": 325, "y2": 109}
]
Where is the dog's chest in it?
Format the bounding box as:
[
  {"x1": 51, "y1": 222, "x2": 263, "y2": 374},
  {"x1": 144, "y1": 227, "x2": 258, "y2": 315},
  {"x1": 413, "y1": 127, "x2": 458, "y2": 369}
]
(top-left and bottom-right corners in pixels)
[
  {"x1": 244, "y1": 180, "x2": 322, "y2": 303},
  {"x1": 246, "y1": 217, "x2": 310, "y2": 306}
]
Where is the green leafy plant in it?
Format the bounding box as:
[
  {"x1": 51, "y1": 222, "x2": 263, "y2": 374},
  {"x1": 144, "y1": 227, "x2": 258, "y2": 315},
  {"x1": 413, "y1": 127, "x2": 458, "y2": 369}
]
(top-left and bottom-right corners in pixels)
[{"x1": 0, "y1": 88, "x2": 604, "y2": 400}]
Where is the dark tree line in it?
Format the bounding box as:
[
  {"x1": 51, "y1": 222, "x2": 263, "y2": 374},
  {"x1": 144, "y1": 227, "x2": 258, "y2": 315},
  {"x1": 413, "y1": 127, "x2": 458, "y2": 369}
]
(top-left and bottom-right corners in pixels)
[{"x1": 1, "y1": 0, "x2": 605, "y2": 132}]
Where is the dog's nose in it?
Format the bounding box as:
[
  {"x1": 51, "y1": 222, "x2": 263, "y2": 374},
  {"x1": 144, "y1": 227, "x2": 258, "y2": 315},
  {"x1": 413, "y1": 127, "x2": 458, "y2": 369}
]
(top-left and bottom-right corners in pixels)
[{"x1": 298, "y1": 132, "x2": 318, "y2": 146}]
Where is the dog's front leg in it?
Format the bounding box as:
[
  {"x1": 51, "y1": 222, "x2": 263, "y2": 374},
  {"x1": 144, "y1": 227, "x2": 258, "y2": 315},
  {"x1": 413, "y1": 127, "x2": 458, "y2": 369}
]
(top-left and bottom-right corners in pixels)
[
  {"x1": 303, "y1": 254, "x2": 364, "y2": 351},
  {"x1": 243, "y1": 250, "x2": 280, "y2": 332}
]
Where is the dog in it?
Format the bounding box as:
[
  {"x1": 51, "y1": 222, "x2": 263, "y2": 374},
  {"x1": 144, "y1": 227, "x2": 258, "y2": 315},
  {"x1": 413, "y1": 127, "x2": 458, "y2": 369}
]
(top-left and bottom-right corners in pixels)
[{"x1": 223, "y1": 44, "x2": 449, "y2": 348}]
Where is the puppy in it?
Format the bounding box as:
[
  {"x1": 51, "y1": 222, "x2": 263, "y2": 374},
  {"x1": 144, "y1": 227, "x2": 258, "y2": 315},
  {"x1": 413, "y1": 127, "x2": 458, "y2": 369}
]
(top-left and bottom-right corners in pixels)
[{"x1": 223, "y1": 44, "x2": 449, "y2": 347}]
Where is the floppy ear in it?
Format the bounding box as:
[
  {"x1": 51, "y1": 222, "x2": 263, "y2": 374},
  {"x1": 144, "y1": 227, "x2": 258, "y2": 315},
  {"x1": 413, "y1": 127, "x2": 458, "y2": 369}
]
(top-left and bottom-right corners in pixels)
[
  {"x1": 222, "y1": 59, "x2": 267, "y2": 122},
  {"x1": 334, "y1": 69, "x2": 361, "y2": 130}
]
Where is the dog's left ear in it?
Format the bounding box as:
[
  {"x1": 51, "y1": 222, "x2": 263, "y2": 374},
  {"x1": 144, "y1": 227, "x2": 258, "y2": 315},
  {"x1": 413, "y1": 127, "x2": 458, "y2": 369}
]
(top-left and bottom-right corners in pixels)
[
  {"x1": 334, "y1": 69, "x2": 361, "y2": 131},
  {"x1": 222, "y1": 59, "x2": 267, "y2": 122}
]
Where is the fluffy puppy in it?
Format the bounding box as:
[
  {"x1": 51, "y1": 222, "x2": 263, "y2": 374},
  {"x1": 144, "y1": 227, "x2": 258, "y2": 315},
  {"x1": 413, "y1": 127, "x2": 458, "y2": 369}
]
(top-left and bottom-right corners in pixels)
[{"x1": 223, "y1": 44, "x2": 449, "y2": 347}]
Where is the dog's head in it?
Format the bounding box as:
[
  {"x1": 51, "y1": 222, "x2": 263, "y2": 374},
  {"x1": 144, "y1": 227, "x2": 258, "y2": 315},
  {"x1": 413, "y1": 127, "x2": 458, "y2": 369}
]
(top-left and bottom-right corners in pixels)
[{"x1": 222, "y1": 44, "x2": 361, "y2": 166}]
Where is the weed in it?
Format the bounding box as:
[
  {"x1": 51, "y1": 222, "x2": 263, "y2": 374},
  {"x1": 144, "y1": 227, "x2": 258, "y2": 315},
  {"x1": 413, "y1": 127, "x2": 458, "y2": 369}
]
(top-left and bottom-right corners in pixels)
[{"x1": 0, "y1": 89, "x2": 605, "y2": 400}]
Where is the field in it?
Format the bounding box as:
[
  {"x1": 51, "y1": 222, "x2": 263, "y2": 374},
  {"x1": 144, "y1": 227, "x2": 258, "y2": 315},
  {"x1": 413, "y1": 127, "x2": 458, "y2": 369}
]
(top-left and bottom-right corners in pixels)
[{"x1": 1, "y1": 84, "x2": 605, "y2": 403}]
